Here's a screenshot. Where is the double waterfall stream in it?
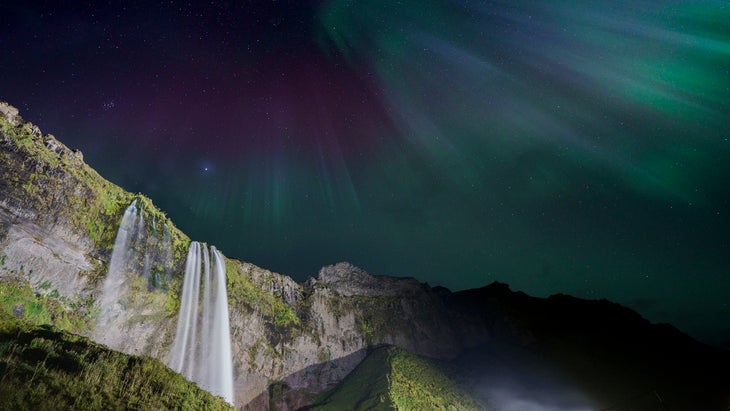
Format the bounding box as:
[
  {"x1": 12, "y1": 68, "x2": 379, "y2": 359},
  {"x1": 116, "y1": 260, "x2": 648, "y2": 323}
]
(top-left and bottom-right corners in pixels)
[{"x1": 94, "y1": 201, "x2": 235, "y2": 405}]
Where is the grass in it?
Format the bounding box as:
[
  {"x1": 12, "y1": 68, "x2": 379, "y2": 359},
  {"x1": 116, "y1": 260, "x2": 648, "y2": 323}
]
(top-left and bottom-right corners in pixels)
[
  {"x1": 0, "y1": 310, "x2": 233, "y2": 411},
  {"x1": 312, "y1": 346, "x2": 487, "y2": 411}
]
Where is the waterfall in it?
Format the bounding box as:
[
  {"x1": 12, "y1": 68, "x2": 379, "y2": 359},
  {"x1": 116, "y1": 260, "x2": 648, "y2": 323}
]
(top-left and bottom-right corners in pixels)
[
  {"x1": 209, "y1": 246, "x2": 234, "y2": 403},
  {"x1": 93, "y1": 200, "x2": 140, "y2": 346},
  {"x1": 93, "y1": 200, "x2": 175, "y2": 349},
  {"x1": 135, "y1": 211, "x2": 151, "y2": 282},
  {"x1": 169, "y1": 241, "x2": 235, "y2": 405},
  {"x1": 160, "y1": 223, "x2": 173, "y2": 287},
  {"x1": 95, "y1": 203, "x2": 234, "y2": 403}
]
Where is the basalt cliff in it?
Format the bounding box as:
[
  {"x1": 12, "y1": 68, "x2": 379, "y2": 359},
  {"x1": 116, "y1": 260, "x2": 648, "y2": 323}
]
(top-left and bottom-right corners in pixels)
[{"x1": 1, "y1": 102, "x2": 729, "y2": 410}]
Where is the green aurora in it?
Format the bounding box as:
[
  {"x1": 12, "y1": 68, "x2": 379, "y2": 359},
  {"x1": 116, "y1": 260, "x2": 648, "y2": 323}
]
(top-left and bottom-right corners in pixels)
[{"x1": 1, "y1": 1, "x2": 729, "y2": 347}]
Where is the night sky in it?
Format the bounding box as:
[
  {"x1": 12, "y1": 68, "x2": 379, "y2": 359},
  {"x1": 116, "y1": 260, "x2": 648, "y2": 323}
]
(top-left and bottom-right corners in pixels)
[{"x1": 2, "y1": 1, "x2": 729, "y2": 347}]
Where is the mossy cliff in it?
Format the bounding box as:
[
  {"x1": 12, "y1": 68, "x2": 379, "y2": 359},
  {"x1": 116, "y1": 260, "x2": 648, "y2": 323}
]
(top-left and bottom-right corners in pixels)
[{"x1": 0, "y1": 102, "x2": 189, "y2": 262}]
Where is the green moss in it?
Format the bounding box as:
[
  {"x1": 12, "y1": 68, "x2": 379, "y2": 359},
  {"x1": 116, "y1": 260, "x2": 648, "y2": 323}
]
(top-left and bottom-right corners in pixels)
[
  {"x1": 248, "y1": 340, "x2": 261, "y2": 368},
  {"x1": 164, "y1": 287, "x2": 181, "y2": 317},
  {"x1": 317, "y1": 349, "x2": 331, "y2": 363},
  {"x1": 359, "y1": 318, "x2": 375, "y2": 345},
  {"x1": 328, "y1": 294, "x2": 344, "y2": 318},
  {"x1": 311, "y1": 347, "x2": 395, "y2": 411},
  {"x1": 319, "y1": 292, "x2": 404, "y2": 345},
  {"x1": 0, "y1": 311, "x2": 233, "y2": 410},
  {"x1": 226, "y1": 260, "x2": 263, "y2": 309},
  {"x1": 226, "y1": 259, "x2": 300, "y2": 329},
  {"x1": 0, "y1": 278, "x2": 94, "y2": 335},
  {"x1": 125, "y1": 275, "x2": 178, "y2": 325},
  {"x1": 224, "y1": 258, "x2": 306, "y2": 352},
  {"x1": 272, "y1": 292, "x2": 299, "y2": 327},
  {"x1": 134, "y1": 195, "x2": 190, "y2": 261}
]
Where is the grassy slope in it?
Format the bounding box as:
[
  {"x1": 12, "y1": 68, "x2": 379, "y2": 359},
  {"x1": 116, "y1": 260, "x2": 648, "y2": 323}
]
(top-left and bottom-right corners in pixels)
[
  {"x1": 312, "y1": 346, "x2": 487, "y2": 411},
  {"x1": 0, "y1": 310, "x2": 233, "y2": 411}
]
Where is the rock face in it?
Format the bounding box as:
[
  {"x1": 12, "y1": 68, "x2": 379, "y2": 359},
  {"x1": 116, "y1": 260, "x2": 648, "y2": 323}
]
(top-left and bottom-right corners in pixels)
[
  {"x1": 224, "y1": 260, "x2": 480, "y2": 409},
  {"x1": 1, "y1": 102, "x2": 729, "y2": 410}
]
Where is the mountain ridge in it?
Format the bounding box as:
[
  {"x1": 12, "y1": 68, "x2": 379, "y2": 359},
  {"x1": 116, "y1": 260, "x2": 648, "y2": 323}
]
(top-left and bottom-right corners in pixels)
[{"x1": 2, "y1": 101, "x2": 729, "y2": 410}]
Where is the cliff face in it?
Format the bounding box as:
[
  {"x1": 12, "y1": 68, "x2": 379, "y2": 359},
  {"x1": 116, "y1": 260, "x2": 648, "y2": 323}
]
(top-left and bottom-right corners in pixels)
[
  {"x1": 2, "y1": 102, "x2": 729, "y2": 411},
  {"x1": 224, "y1": 260, "x2": 483, "y2": 409}
]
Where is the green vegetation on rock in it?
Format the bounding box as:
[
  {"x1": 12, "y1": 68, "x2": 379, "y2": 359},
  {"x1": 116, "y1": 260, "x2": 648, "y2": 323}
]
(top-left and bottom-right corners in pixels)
[
  {"x1": 226, "y1": 258, "x2": 300, "y2": 331},
  {"x1": 312, "y1": 346, "x2": 487, "y2": 411},
  {"x1": 0, "y1": 277, "x2": 95, "y2": 335},
  {"x1": 0, "y1": 310, "x2": 233, "y2": 411}
]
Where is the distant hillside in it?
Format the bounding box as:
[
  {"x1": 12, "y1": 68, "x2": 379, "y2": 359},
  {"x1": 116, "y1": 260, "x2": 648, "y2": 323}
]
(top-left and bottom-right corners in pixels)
[
  {"x1": 447, "y1": 283, "x2": 730, "y2": 411},
  {"x1": 0, "y1": 310, "x2": 232, "y2": 410},
  {"x1": 309, "y1": 345, "x2": 486, "y2": 411}
]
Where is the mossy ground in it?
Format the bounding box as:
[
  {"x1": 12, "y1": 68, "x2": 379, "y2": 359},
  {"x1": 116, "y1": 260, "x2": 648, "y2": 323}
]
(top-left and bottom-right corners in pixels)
[
  {"x1": 312, "y1": 346, "x2": 487, "y2": 411},
  {"x1": 0, "y1": 310, "x2": 233, "y2": 411}
]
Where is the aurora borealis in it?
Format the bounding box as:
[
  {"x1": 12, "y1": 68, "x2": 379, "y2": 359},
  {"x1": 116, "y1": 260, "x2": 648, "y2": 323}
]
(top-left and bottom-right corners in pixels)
[{"x1": 2, "y1": 1, "x2": 729, "y2": 347}]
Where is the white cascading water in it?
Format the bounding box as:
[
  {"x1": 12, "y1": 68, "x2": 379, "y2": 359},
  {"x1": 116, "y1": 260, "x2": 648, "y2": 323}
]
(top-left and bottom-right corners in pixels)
[
  {"x1": 94, "y1": 200, "x2": 175, "y2": 349},
  {"x1": 93, "y1": 200, "x2": 140, "y2": 346},
  {"x1": 159, "y1": 223, "x2": 173, "y2": 287},
  {"x1": 168, "y1": 241, "x2": 235, "y2": 405},
  {"x1": 209, "y1": 246, "x2": 234, "y2": 403},
  {"x1": 135, "y1": 211, "x2": 150, "y2": 281}
]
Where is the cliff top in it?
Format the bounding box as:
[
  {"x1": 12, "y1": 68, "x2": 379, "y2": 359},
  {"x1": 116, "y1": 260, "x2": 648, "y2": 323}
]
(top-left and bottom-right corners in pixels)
[{"x1": 313, "y1": 261, "x2": 425, "y2": 297}]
